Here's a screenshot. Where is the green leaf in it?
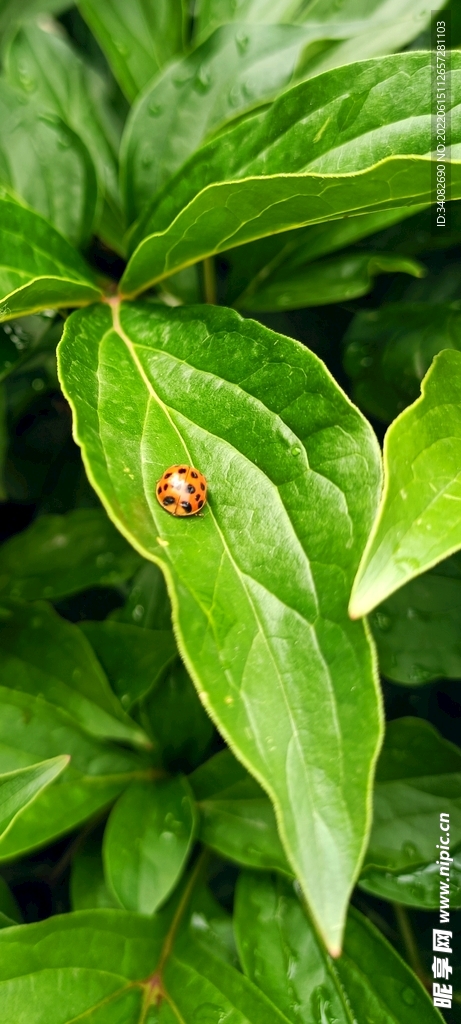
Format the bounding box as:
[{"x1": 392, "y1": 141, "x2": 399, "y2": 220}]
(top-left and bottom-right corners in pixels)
[
  {"x1": 0, "y1": 0, "x2": 72, "y2": 37},
  {"x1": 120, "y1": 53, "x2": 461, "y2": 296},
  {"x1": 0, "y1": 876, "x2": 21, "y2": 926},
  {"x1": 58, "y1": 299, "x2": 382, "y2": 954},
  {"x1": 79, "y1": 0, "x2": 186, "y2": 102},
  {"x1": 0, "y1": 193, "x2": 101, "y2": 322},
  {"x1": 0, "y1": 902, "x2": 290, "y2": 1023},
  {"x1": 237, "y1": 252, "x2": 425, "y2": 312},
  {"x1": 111, "y1": 560, "x2": 172, "y2": 629},
  {"x1": 104, "y1": 777, "x2": 197, "y2": 914},
  {"x1": 80, "y1": 620, "x2": 177, "y2": 709},
  {"x1": 121, "y1": 23, "x2": 343, "y2": 223},
  {"x1": 224, "y1": 206, "x2": 425, "y2": 307},
  {"x1": 351, "y1": 348, "x2": 461, "y2": 617},
  {"x1": 138, "y1": 660, "x2": 216, "y2": 771},
  {"x1": 344, "y1": 302, "x2": 461, "y2": 423},
  {"x1": 5, "y1": 22, "x2": 123, "y2": 252},
  {"x1": 235, "y1": 871, "x2": 443, "y2": 1024},
  {"x1": 370, "y1": 555, "x2": 461, "y2": 684},
  {"x1": 0, "y1": 79, "x2": 98, "y2": 247},
  {"x1": 190, "y1": 750, "x2": 291, "y2": 873},
  {"x1": 0, "y1": 599, "x2": 149, "y2": 748},
  {"x1": 362, "y1": 718, "x2": 461, "y2": 899},
  {"x1": 0, "y1": 684, "x2": 147, "y2": 860},
  {"x1": 0, "y1": 756, "x2": 68, "y2": 843},
  {"x1": 0, "y1": 313, "x2": 58, "y2": 383},
  {"x1": 70, "y1": 833, "x2": 119, "y2": 911},
  {"x1": 0, "y1": 508, "x2": 141, "y2": 601},
  {"x1": 360, "y1": 858, "x2": 461, "y2": 910}
]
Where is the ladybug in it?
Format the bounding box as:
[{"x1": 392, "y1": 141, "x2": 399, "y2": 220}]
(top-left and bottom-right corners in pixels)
[{"x1": 156, "y1": 464, "x2": 207, "y2": 516}]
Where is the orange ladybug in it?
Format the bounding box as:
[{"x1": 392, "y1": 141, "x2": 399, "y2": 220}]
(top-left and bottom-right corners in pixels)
[{"x1": 156, "y1": 464, "x2": 207, "y2": 516}]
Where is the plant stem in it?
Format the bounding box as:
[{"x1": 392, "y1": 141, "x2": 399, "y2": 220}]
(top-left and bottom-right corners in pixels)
[
  {"x1": 203, "y1": 256, "x2": 217, "y2": 304},
  {"x1": 393, "y1": 903, "x2": 428, "y2": 988}
]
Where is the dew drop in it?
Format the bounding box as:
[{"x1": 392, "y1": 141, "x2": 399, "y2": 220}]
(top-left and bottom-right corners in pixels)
[
  {"x1": 148, "y1": 102, "x2": 162, "y2": 117},
  {"x1": 114, "y1": 39, "x2": 129, "y2": 56},
  {"x1": 132, "y1": 603, "x2": 144, "y2": 622},
  {"x1": 401, "y1": 986, "x2": 416, "y2": 1006},
  {"x1": 196, "y1": 64, "x2": 212, "y2": 91},
  {"x1": 235, "y1": 30, "x2": 249, "y2": 53},
  {"x1": 373, "y1": 610, "x2": 391, "y2": 632},
  {"x1": 291, "y1": 446, "x2": 301, "y2": 457},
  {"x1": 192, "y1": 1004, "x2": 227, "y2": 1024}
]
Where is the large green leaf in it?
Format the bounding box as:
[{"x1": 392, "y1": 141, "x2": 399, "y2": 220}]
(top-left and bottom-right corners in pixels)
[
  {"x1": 0, "y1": 193, "x2": 101, "y2": 322},
  {"x1": 120, "y1": 52, "x2": 461, "y2": 296},
  {"x1": 103, "y1": 777, "x2": 197, "y2": 913},
  {"x1": 71, "y1": 833, "x2": 119, "y2": 911},
  {"x1": 0, "y1": 79, "x2": 97, "y2": 247},
  {"x1": 5, "y1": 23, "x2": 122, "y2": 250},
  {"x1": 0, "y1": 899, "x2": 290, "y2": 1022},
  {"x1": 0, "y1": 599, "x2": 148, "y2": 749},
  {"x1": 361, "y1": 718, "x2": 461, "y2": 909},
  {"x1": 80, "y1": 620, "x2": 177, "y2": 709},
  {"x1": 234, "y1": 871, "x2": 443, "y2": 1024},
  {"x1": 344, "y1": 302, "x2": 461, "y2": 423},
  {"x1": 237, "y1": 251, "x2": 425, "y2": 312},
  {"x1": 190, "y1": 749, "x2": 291, "y2": 873},
  {"x1": 370, "y1": 555, "x2": 461, "y2": 684},
  {"x1": 0, "y1": 756, "x2": 68, "y2": 844},
  {"x1": 58, "y1": 299, "x2": 382, "y2": 954},
  {"x1": 0, "y1": 508, "x2": 141, "y2": 601},
  {"x1": 351, "y1": 348, "x2": 461, "y2": 617},
  {"x1": 111, "y1": 560, "x2": 172, "y2": 629},
  {"x1": 79, "y1": 0, "x2": 186, "y2": 102},
  {"x1": 0, "y1": 683, "x2": 146, "y2": 860},
  {"x1": 121, "y1": 23, "x2": 339, "y2": 223}
]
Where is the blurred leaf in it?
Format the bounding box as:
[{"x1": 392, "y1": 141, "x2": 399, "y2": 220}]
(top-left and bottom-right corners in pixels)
[
  {"x1": 0, "y1": 684, "x2": 147, "y2": 861},
  {"x1": 370, "y1": 556, "x2": 461, "y2": 684},
  {"x1": 0, "y1": 509, "x2": 141, "y2": 601},
  {"x1": 70, "y1": 833, "x2": 119, "y2": 911},
  {"x1": 122, "y1": 23, "x2": 342, "y2": 223},
  {"x1": 80, "y1": 619, "x2": 177, "y2": 709},
  {"x1": 0, "y1": 756, "x2": 68, "y2": 846},
  {"x1": 237, "y1": 252, "x2": 425, "y2": 312},
  {"x1": 0, "y1": 599, "x2": 149, "y2": 748},
  {"x1": 0, "y1": 0, "x2": 72, "y2": 36},
  {"x1": 58, "y1": 299, "x2": 382, "y2": 955},
  {"x1": 110, "y1": 560, "x2": 171, "y2": 629},
  {"x1": 79, "y1": 0, "x2": 186, "y2": 102},
  {"x1": 104, "y1": 778, "x2": 197, "y2": 913},
  {"x1": 0, "y1": 80, "x2": 98, "y2": 247},
  {"x1": 351, "y1": 349, "x2": 461, "y2": 616},
  {"x1": 190, "y1": 749, "x2": 291, "y2": 873},
  {"x1": 224, "y1": 206, "x2": 424, "y2": 306},
  {"x1": 344, "y1": 302, "x2": 461, "y2": 423},
  {"x1": 5, "y1": 22, "x2": 122, "y2": 251},
  {"x1": 361, "y1": 719, "x2": 461, "y2": 907},
  {"x1": 0, "y1": 314, "x2": 58, "y2": 383},
  {"x1": 120, "y1": 52, "x2": 461, "y2": 295},
  {"x1": 0, "y1": 876, "x2": 21, "y2": 926},
  {"x1": 0, "y1": 193, "x2": 101, "y2": 322},
  {"x1": 234, "y1": 870, "x2": 442, "y2": 1024},
  {"x1": 138, "y1": 661, "x2": 216, "y2": 771}
]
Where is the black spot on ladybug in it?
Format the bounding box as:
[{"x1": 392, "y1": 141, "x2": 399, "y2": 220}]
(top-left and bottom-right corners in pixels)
[
  {"x1": 178, "y1": 467, "x2": 186, "y2": 474},
  {"x1": 180, "y1": 501, "x2": 192, "y2": 513},
  {"x1": 191, "y1": 471, "x2": 198, "y2": 478},
  {"x1": 186, "y1": 484, "x2": 195, "y2": 494},
  {"x1": 165, "y1": 472, "x2": 172, "y2": 478},
  {"x1": 157, "y1": 486, "x2": 162, "y2": 495},
  {"x1": 200, "y1": 483, "x2": 205, "y2": 491},
  {"x1": 198, "y1": 499, "x2": 204, "y2": 509},
  {"x1": 163, "y1": 496, "x2": 175, "y2": 506},
  {"x1": 163, "y1": 484, "x2": 169, "y2": 491}
]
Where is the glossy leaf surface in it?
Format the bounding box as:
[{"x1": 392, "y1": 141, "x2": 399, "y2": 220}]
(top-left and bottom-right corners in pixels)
[
  {"x1": 344, "y1": 302, "x2": 461, "y2": 422},
  {"x1": 122, "y1": 23, "x2": 334, "y2": 223},
  {"x1": 370, "y1": 555, "x2": 461, "y2": 684},
  {"x1": 104, "y1": 777, "x2": 197, "y2": 913},
  {"x1": 6, "y1": 23, "x2": 121, "y2": 246},
  {"x1": 58, "y1": 299, "x2": 382, "y2": 953},
  {"x1": 139, "y1": 660, "x2": 216, "y2": 771},
  {"x1": 190, "y1": 750, "x2": 290, "y2": 873},
  {"x1": 71, "y1": 834, "x2": 119, "y2": 911},
  {"x1": 111, "y1": 560, "x2": 172, "y2": 629},
  {"x1": 0, "y1": 599, "x2": 148, "y2": 748},
  {"x1": 0, "y1": 757, "x2": 68, "y2": 845},
  {"x1": 351, "y1": 348, "x2": 461, "y2": 616},
  {"x1": 0, "y1": 508, "x2": 141, "y2": 601},
  {"x1": 79, "y1": 0, "x2": 185, "y2": 101},
  {"x1": 0, "y1": 79, "x2": 97, "y2": 247},
  {"x1": 80, "y1": 620, "x2": 177, "y2": 709},
  {"x1": 0, "y1": 193, "x2": 101, "y2": 322},
  {"x1": 237, "y1": 252, "x2": 424, "y2": 312},
  {"x1": 235, "y1": 871, "x2": 443, "y2": 1024},
  {"x1": 120, "y1": 52, "x2": 461, "y2": 295}
]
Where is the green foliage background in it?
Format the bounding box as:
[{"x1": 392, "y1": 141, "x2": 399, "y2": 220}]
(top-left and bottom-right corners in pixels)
[{"x1": 0, "y1": 0, "x2": 459, "y2": 1020}]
